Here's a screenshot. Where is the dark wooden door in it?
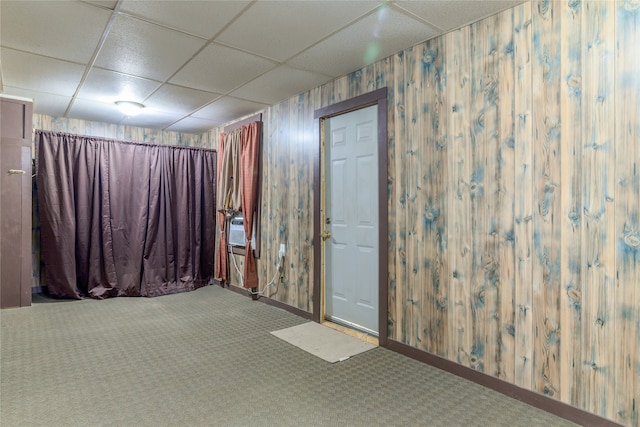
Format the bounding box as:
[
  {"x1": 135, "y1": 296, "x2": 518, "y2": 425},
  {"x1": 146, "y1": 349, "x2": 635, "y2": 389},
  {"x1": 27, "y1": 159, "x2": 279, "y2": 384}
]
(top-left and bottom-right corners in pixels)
[{"x1": 1, "y1": 97, "x2": 33, "y2": 308}]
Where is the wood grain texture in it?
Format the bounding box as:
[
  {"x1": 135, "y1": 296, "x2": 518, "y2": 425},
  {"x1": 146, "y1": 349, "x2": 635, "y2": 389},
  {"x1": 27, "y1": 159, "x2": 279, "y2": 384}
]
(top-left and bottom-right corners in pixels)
[
  {"x1": 582, "y1": 0, "x2": 617, "y2": 419},
  {"x1": 386, "y1": 50, "x2": 402, "y2": 339},
  {"x1": 420, "y1": 36, "x2": 448, "y2": 358},
  {"x1": 470, "y1": 22, "x2": 484, "y2": 371},
  {"x1": 559, "y1": 0, "x2": 583, "y2": 408},
  {"x1": 32, "y1": 1, "x2": 640, "y2": 424},
  {"x1": 403, "y1": 44, "x2": 421, "y2": 347},
  {"x1": 258, "y1": 94, "x2": 316, "y2": 310},
  {"x1": 532, "y1": 0, "x2": 562, "y2": 398},
  {"x1": 496, "y1": 7, "x2": 517, "y2": 382},
  {"x1": 513, "y1": 2, "x2": 534, "y2": 390},
  {"x1": 614, "y1": 3, "x2": 640, "y2": 425},
  {"x1": 376, "y1": 57, "x2": 395, "y2": 340},
  {"x1": 254, "y1": 1, "x2": 637, "y2": 423},
  {"x1": 32, "y1": 114, "x2": 208, "y2": 147},
  {"x1": 444, "y1": 25, "x2": 473, "y2": 368},
  {"x1": 468, "y1": 16, "x2": 489, "y2": 374},
  {"x1": 392, "y1": 47, "x2": 410, "y2": 342}
]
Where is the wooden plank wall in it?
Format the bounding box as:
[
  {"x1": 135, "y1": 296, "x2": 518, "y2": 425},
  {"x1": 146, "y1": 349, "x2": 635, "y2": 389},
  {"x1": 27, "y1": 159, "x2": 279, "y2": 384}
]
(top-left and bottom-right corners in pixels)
[
  {"x1": 33, "y1": 1, "x2": 639, "y2": 424},
  {"x1": 513, "y1": 3, "x2": 534, "y2": 390},
  {"x1": 245, "y1": 1, "x2": 638, "y2": 424},
  {"x1": 32, "y1": 114, "x2": 211, "y2": 148},
  {"x1": 615, "y1": 2, "x2": 640, "y2": 425}
]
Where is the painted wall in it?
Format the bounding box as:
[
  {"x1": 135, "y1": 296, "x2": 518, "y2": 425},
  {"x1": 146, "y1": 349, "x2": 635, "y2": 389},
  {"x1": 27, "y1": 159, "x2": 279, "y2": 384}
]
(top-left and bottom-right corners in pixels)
[{"x1": 233, "y1": 1, "x2": 638, "y2": 425}]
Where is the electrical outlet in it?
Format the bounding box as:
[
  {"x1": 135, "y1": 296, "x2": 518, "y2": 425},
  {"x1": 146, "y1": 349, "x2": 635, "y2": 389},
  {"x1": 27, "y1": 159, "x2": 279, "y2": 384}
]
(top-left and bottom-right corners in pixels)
[{"x1": 279, "y1": 243, "x2": 286, "y2": 259}]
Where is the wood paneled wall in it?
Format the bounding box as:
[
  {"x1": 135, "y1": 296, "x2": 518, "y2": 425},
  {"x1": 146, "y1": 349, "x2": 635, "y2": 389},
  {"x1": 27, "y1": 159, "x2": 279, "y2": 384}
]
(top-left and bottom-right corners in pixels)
[
  {"x1": 30, "y1": 1, "x2": 639, "y2": 423},
  {"x1": 32, "y1": 114, "x2": 215, "y2": 148},
  {"x1": 248, "y1": 1, "x2": 638, "y2": 424}
]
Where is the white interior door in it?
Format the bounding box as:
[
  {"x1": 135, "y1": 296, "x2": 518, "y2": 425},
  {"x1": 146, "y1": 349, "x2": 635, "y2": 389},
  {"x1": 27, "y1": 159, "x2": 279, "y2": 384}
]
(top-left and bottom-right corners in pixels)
[{"x1": 324, "y1": 105, "x2": 379, "y2": 335}]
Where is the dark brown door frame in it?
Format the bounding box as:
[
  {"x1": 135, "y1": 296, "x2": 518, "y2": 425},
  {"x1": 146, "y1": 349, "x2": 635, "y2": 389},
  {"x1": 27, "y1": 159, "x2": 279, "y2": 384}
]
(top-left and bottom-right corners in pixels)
[{"x1": 312, "y1": 87, "x2": 388, "y2": 346}]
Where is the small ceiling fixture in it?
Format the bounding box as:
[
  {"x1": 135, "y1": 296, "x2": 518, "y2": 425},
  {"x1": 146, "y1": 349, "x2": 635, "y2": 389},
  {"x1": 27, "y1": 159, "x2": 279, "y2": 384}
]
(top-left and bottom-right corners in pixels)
[{"x1": 115, "y1": 101, "x2": 144, "y2": 116}]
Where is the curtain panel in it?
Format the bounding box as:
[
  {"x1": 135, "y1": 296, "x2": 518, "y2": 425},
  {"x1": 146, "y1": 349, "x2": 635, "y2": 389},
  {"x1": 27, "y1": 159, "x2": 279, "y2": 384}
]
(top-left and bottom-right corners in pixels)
[
  {"x1": 240, "y1": 121, "x2": 261, "y2": 288},
  {"x1": 215, "y1": 133, "x2": 229, "y2": 281},
  {"x1": 36, "y1": 130, "x2": 217, "y2": 299},
  {"x1": 215, "y1": 121, "x2": 261, "y2": 288}
]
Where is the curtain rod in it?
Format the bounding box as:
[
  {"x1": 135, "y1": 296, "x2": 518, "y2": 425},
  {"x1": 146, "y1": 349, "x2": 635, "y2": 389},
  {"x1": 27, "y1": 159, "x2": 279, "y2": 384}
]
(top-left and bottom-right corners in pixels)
[
  {"x1": 34, "y1": 129, "x2": 217, "y2": 153},
  {"x1": 223, "y1": 113, "x2": 262, "y2": 133}
]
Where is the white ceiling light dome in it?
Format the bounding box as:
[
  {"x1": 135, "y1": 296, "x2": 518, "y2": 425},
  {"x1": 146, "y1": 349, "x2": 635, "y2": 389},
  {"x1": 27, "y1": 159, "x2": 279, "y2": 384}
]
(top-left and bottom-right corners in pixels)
[{"x1": 115, "y1": 100, "x2": 145, "y2": 116}]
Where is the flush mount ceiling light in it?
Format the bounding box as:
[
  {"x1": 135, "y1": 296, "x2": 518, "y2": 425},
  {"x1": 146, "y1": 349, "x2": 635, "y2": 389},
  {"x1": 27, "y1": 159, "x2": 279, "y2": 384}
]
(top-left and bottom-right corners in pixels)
[{"x1": 115, "y1": 101, "x2": 144, "y2": 116}]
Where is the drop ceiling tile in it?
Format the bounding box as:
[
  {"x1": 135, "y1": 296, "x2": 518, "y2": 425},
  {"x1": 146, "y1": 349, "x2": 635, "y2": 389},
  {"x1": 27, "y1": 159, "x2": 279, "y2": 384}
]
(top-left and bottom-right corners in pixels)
[
  {"x1": 394, "y1": 1, "x2": 524, "y2": 32},
  {"x1": 67, "y1": 98, "x2": 128, "y2": 124},
  {"x1": 0, "y1": 1, "x2": 111, "y2": 64},
  {"x1": 144, "y1": 84, "x2": 221, "y2": 116},
  {"x1": 231, "y1": 66, "x2": 331, "y2": 105},
  {"x1": 0, "y1": 48, "x2": 86, "y2": 97},
  {"x1": 192, "y1": 96, "x2": 268, "y2": 126},
  {"x1": 165, "y1": 116, "x2": 219, "y2": 134},
  {"x1": 289, "y1": 6, "x2": 438, "y2": 78},
  {"x1": 70, "y1": 96, "x2": 183, "y2": 129},
  {"x1": 77, "y1": 68, "x2": 161, "y2": 105},
  {"x1": 120, "y1": 0, "x2": 251, "y2": 39},
  {"x1": 1, "y1": 87, "x2": 71, "y2": 117},
  {"x1": 120, "y1": 110, "x2": 184, "y2": 130},
  {"x1": 94, "y1": 14, "x2": 206, "y2": 81},
  {"x1": 217, "y1": 1, "x2": 379, "y2": 61},
  {"x1": 170, "y1": 43, "x2": 276, "y2": 94}
]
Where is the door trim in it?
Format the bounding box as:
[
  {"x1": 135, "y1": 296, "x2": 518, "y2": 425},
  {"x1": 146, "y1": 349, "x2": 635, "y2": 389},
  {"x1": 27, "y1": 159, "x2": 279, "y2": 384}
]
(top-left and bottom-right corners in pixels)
[{"x1": 312, "y1": 87, "x2": 388, "y2": 346}]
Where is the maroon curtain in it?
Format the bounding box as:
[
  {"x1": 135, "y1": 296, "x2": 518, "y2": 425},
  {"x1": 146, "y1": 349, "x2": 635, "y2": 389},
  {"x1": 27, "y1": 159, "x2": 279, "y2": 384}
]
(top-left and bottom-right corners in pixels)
[
  {"x1": 36, "y1": 131, "x2": 217, "y2": 299},
  {"x1": 240, "y1": 122, "x2": 261, "y2": 288}
]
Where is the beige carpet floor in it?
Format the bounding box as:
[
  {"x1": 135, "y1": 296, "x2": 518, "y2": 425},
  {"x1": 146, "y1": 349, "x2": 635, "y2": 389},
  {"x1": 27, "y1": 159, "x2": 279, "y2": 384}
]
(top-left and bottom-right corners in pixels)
[{"x1": 0, "y1": 285, "x2": 576, "y2": 426}]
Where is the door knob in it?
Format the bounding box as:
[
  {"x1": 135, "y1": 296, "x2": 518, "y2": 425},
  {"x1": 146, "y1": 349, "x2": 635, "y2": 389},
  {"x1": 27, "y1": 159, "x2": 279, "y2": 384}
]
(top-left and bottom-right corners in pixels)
[{"x1": 321, "y1": 230, "x2": 332, "y2": 241}]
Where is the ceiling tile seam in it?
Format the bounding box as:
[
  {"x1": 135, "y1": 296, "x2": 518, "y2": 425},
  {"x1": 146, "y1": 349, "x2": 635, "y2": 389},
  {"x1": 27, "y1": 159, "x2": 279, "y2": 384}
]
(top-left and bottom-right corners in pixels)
[
  {"x1": 151, "y1": 2, "x2": 278, "y2": 131},
  {"x1": 389, "y1": 4, "x2": 445, "y2": 34},
  {"x1": 153, "y1": 54, "x2": 277, "y2": 131},
  {"x1": 207, "y1": 40, "x2": 290, "y2": 64},
  {"x1": 160, "y1": 89, "x2": 273, "y2": 133},
  {"x1": 281, "y1": 1, "x2": 385, "y2": 65},
  {"x1": 160, "y1": 87, "x2": 268, "y2": 132},
  {"x1": 208, "y1": 3, "x2": 445, "y2": 117},
  {"x1": 0, "y1": 46, "x2": 88, "y2": 68},
  {"x1": 143, "y1": 48, "x2": 278, "y2": 123},
  {"x1": 449, "y1": 1, "x2": 527, "y2": 33},
  {"x1": 77, "y1": 63, "x2": 227, "y2": 101},
  {"x1": 159, "y1": 93, "x2": 227, "y2": 128},
  {"x1": 162, "y1": 3, "x2": 391, "y2": 131},
  {"x1": 115, "y1": 10, "x2": 208, "y2": 42},
  {"x1": 178, "y1": 61, "x2": 281, "y2": 117},
  {"x1": 394, "y1": 1, "x2": 528, "y2": 42},
  {"x1": 63, "y1": 0, "x2": 124, "y2": 118},
  {"x1": 279, "y1": 64, "x2": 333, "y2": 80},
  {"x1": 160, "y1": 115, "x2": 213, "y2": 133},
  {"x1": 83, "y1": 65, "x2": 165, "y2": 87},
  {"x1": 2, "y1": 84, "x2": 72, "y2": 101},
  {"x1": 79, "y1": 1, "x2": 116, "y2": 12},
  {"x1": 139, "y1": 0, "x2": 261, "y2": 106},
  {"x1": 206, "y1": 0, "x2": 258, "y2": 42}
]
